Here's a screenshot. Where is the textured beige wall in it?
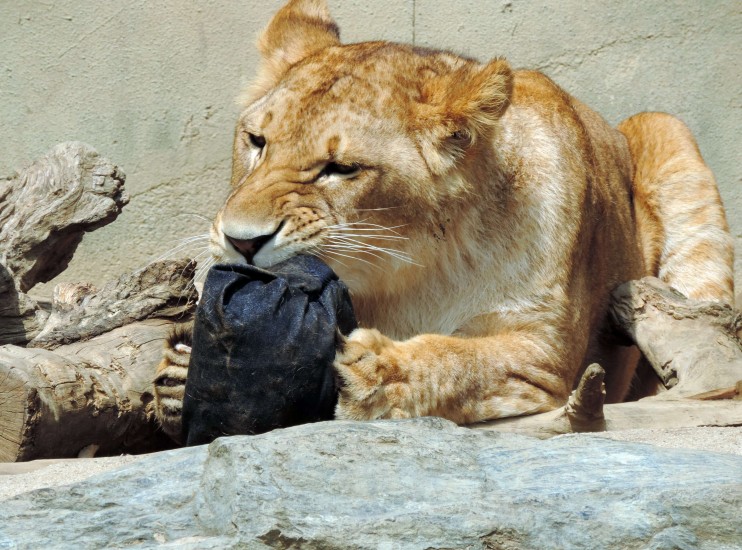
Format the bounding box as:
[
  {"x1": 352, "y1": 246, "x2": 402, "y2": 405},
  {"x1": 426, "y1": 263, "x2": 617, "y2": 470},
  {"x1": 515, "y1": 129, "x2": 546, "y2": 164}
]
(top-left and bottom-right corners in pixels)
[{"x1": 2, "y1": 1, "x2": 740, "y2": 302}]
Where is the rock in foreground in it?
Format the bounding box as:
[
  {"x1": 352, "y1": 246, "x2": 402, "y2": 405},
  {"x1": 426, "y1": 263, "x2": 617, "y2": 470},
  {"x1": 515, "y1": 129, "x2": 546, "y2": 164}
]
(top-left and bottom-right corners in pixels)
[{"x1": 1, "y1": 418, "x2": 740, "y2": 549}]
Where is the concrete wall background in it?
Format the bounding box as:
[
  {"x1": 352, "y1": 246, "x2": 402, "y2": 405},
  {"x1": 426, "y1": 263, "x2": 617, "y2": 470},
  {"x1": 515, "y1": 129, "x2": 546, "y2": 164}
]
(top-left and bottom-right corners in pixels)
[{"x1": 1, "y1": 1, "x2": 740, "y2": 302}]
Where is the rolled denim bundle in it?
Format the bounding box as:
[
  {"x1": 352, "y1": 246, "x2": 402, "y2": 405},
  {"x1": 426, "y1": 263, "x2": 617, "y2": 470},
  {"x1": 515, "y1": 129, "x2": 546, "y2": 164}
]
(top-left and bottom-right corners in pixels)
[{"x1": 182, "y1": 255, "x2": 357, "y2": 446}]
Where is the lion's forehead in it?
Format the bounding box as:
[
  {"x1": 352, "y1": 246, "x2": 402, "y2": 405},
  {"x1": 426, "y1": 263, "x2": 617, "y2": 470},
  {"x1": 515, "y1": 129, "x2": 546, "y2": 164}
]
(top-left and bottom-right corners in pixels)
[
  {"x1": 253, "y1": 44, "x2": 460, "y2": 134},
  {"x1": 254, "y1": 83, "x2": 413, "y2": 163},
  {"x1": 273, "y1": 76, "x2": 409, "y2": 130}
]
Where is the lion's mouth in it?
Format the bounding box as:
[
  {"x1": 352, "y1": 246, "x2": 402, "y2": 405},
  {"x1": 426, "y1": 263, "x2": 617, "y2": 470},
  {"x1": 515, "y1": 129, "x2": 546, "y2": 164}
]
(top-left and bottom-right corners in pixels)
[
  {"x1": 226, "y1": 233, "x2": 273, "y2": 264},
  {"x1": 223, "y1": 221, "x2": 285, "y2": 265}
]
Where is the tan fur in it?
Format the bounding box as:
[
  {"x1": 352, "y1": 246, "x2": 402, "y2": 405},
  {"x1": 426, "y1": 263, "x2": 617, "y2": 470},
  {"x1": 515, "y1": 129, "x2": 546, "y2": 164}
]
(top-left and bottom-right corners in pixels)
[
  {"x1": 153, "y1": 0, "x2": 734, "y2": 432},
  {"x1": 617, "y1": 112, "x2": 734, "y2": 303}
]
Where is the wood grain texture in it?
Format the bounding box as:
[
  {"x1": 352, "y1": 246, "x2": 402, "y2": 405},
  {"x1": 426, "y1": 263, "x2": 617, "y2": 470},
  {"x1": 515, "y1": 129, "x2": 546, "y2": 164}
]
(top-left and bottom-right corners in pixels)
[
  {"x1": 28, "y1": 260, "x2": 196, "y2": 350},
  {"x1": 609, "y1": 276, "x2": 742, "y2": 397},
  {"x1": 0, "y1": 142, "x2": 128, "y2": 345},
  {"x1": 0, "y1": 320, "x2": 178, "y2": 462},
  {"x1": 473, "y1": 398, "x2": 742, "y2": 438}
]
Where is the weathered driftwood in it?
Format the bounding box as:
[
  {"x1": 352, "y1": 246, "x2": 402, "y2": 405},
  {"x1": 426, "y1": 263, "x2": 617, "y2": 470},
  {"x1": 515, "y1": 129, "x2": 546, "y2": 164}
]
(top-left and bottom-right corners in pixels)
[
  {"x1": 609, "y1": 276, "x2": 742, "y2": 397},
  {"x1": 0, "y1": 259, "x2": 197, "y2": 460},
  {"x1": 28, "y1": 260, "x2": 197, "y2": 350},
  {"x1": 0, "y1": 266, "x2": 48, "y2": 348},
  {"x1": 0, "y1": 319, "x2": 178, "y2": 462},
  {"x1": 475, "y1": 278, "x2": 742, "y2": 438},
  {"x1": 0, "y1": 141, "x2": 129, "y2": 291},
  {"x1": 0, "y1": 143, "x2": 199, "y2": 461},
  {"x1": 0, "y1": 142, "x2": 128, "y2": 345},
  {"x1": 473, "y1": 388, "x2": 742, "y2": 438},
  {"x1": 563, "y1": 363, "x2": 607, "y2": 432}
]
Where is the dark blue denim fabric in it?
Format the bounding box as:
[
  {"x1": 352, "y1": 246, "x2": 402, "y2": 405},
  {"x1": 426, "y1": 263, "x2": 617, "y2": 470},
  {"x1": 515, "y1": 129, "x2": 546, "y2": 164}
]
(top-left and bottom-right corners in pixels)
[{"x1": 182, "y1": 255, "x2": 356, "y2": 446}]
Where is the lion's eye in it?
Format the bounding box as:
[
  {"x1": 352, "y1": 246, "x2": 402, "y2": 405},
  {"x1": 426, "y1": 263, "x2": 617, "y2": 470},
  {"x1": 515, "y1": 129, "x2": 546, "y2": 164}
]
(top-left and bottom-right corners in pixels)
[
  {"x1": 321, "y1": 162, "x2": 361, "y2": 178},
  {"x1": 247, "y1": 133, "x2": 266, "y2": 149}
]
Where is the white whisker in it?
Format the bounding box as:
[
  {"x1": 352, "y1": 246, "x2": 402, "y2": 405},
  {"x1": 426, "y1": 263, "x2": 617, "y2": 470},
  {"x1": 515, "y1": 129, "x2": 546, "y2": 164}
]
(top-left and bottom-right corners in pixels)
[
  {"x1": 324, "y1": 243, "x2": 389, "y2": 263},
  {"x1": 328, "y1": 225, "x2": 407, "y2": 233},
  {"x1": 328, "y1": 231, "x2": 408, "y2": 241},
  {"x1": 161, "y1": 235, "x2": 210, "y2": 248},
  {"x1": 309, "y1": 247, "x2": 350, "y2": 270},
  {"x1": 151, "y1": 233, "x2": 211, "y2": 263},
  {"x1": 178, "y1": 212, "x2": 213, "y2": 223},
  {"x1": 354, "y1": 206, "x2": 403, "y2": 212},
  {"x1": 327, "y1": 221, "x2": 407, "y2": 235},
  {"x1": 325, "y1": 235, "x2": 421, "y2": 266},
  {"x1": 319, "y1": 248, "x2": 382, "y2": 270},
  {"x1": 173, "y1": 234, "x2": 210, "y2": 243}
]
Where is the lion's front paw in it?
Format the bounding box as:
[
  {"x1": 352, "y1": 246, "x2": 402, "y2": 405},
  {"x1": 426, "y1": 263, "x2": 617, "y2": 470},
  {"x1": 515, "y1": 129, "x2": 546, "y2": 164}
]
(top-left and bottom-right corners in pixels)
[
  {"x1": 153, "y1": 322, "x2": 193, "y2": 444},
  {"x1": 334, "y1": 328, "x2": 412, "y2": 420}
]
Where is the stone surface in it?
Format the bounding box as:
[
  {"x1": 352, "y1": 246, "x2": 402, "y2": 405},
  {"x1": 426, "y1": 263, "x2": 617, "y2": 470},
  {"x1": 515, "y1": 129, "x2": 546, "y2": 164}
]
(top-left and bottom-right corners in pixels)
[
  {"x1": 1, "y1": 418, "x2": 740, "y2": 549},
  {"x1": 590, "y1": 426, "x2": 742, "y2": 456},
  {"x1": 1, "y1": 1, "x2": 738, "y2": 301}
]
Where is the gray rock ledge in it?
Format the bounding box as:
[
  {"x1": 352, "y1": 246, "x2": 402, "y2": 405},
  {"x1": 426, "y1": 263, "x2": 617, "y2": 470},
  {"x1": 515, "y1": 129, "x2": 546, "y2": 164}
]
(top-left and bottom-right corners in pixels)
[{"x1": 1, "y1": 417, "x2": 740, "y2": 549}]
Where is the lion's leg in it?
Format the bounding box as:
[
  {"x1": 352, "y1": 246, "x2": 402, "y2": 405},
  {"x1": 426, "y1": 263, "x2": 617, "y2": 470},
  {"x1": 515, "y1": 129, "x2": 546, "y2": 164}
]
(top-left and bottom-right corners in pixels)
[
  {"x1": 153, "y1": 322, "x2": 193, "y2": 443},
  {"x1": 618, "y1": 112, "x2": 734, "y2": 303},
  {"x1": 334, "y1": 328, "x2": 572, "y2": 423}
]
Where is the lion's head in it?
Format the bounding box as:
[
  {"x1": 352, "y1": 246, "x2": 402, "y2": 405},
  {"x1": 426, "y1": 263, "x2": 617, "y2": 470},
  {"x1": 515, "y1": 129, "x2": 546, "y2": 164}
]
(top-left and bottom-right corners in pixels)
[{"x1": 212, "y1": 0, "x2": 513, "y2": 295}]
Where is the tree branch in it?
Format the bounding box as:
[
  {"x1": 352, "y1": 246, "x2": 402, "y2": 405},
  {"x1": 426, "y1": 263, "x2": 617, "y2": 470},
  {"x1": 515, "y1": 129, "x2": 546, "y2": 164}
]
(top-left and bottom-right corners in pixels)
[
  {"x1": 0, "y1": 142, "x2": 129, "y2": 345},
  {"x1": 28, "y1": 260, "x2": 196, "y2": 350},
  {"x1": 609, "y1": 277, "x2": 742, "y2": 397},
  {"x1": 0, "y1": 320, "x2": 178, "y2": 461}
]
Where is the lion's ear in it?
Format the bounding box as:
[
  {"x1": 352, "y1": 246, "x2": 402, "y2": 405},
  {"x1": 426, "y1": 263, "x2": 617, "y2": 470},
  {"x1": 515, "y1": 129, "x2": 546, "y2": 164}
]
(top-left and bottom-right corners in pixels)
[
  {"x1": 416, "y1": 58, "x2": 513, "y2": 175},
  {"x1": 246, "y1": 0, "x2": 341, "y2": 103},
  {"x1": 445, "y1": 58, "x2": 513, "y2": 132}
]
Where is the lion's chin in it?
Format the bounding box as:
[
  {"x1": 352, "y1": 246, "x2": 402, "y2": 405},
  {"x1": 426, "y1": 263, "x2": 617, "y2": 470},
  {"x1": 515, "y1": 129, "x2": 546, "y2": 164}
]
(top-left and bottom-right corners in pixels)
[{"x1": 252, "y1": 244, "x2": 305, "y2": 269}]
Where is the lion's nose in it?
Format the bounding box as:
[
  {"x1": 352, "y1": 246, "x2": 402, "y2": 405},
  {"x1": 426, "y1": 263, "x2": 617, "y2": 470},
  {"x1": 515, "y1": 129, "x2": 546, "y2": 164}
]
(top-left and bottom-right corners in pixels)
[{"x1": 226, "y1": 233, "x2": 273, "y2": 264}]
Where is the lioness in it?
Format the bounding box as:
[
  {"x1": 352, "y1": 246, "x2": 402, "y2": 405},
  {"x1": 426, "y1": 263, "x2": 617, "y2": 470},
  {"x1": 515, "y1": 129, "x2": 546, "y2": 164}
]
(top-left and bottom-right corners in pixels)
[{"x1": 154, "y1": 0, "x2": 733, "y2": 441}]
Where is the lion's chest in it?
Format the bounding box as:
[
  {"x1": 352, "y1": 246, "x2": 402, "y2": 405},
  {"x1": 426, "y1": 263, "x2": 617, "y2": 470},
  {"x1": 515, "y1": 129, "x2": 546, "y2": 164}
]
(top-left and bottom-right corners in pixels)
[
  {"x1": 349, "y1": 265, "x2": 531, "y2": 340},
  {"x1": 351, "y1": 291, "x2": 473, "y2": 340}
]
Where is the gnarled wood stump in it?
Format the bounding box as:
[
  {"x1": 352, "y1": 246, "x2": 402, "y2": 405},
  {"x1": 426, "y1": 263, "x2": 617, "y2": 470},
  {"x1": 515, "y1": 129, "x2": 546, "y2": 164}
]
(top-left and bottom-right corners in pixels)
[
  {"x1": 0, "y1": 144, "x2": 195, "y2": 461},
  {"x1": 0, "y1": 142, "x2": 129, "y2": 345},
  {"x1": 29, "y1": 260, "x2": 196, "y2": 350},
  {"x1": 609, "y1": 277, "x2": 742, "y2": 397},
  {"x1": 0, "y1": 320, "x2": 178, "y2": 461}
]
